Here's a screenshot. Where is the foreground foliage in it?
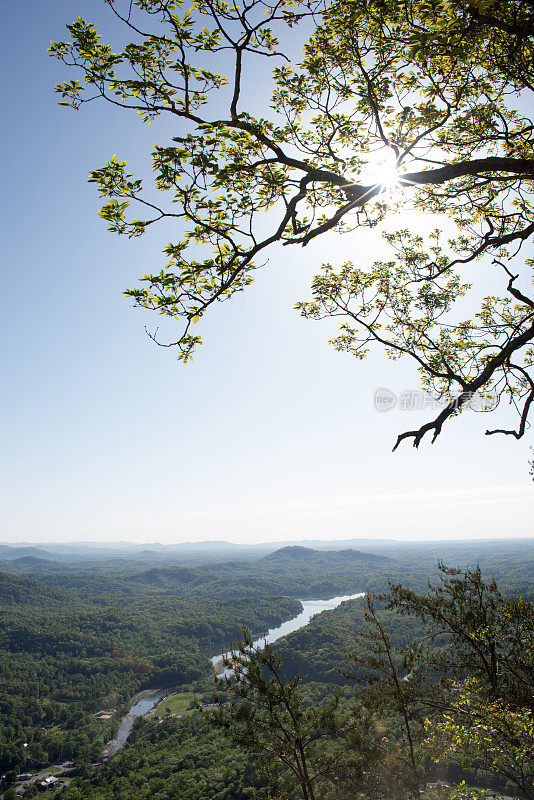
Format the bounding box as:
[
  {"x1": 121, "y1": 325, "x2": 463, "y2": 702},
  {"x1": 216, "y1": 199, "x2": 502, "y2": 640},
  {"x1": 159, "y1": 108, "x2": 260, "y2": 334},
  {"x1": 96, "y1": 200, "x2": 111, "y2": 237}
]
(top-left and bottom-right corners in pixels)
[
  {"x1": 385, "y1": 565, "x2": 534, "y2": 798},
  {"x1": 206, "y1": 630, "x2": 357, "y2": 800},
  {"x1": 51, "y1": 0, "x2": 534, "y2": 446}
]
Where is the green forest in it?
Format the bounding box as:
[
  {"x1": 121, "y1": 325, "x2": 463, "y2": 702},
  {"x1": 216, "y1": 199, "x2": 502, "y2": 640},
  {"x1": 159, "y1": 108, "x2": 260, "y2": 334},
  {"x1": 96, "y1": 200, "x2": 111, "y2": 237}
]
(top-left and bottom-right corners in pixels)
[
  {"x1": 0, "y1": 566, "x2": 301, "y2": 772},
  {"x1": 0, "y1": 539, "x2": 533, "y2": 800}
]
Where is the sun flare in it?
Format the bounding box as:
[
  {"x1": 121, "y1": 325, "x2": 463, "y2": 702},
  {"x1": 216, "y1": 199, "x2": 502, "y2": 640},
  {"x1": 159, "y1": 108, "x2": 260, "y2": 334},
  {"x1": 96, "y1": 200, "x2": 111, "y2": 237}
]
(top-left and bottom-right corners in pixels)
[{"x1": 362, "y1": 154, "x2": 400, "y2": 189}]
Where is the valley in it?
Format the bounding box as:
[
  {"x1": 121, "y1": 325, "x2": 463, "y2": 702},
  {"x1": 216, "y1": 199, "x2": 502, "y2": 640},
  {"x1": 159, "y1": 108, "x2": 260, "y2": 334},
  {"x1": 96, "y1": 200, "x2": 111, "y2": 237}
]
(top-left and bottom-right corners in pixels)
[{"x1": 0, "y1": 538, "x2": 533, "y2": 800}]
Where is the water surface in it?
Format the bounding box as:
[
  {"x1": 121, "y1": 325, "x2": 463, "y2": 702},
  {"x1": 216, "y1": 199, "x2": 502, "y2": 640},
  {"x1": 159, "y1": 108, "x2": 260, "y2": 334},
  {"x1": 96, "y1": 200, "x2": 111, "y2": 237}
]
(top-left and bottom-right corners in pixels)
[
  {"x1": 103, "y1": 691, "x2": 164, "y2": 758},
  {"x1": 211, "y1": 592, "x2": 364, "y2": 673}
]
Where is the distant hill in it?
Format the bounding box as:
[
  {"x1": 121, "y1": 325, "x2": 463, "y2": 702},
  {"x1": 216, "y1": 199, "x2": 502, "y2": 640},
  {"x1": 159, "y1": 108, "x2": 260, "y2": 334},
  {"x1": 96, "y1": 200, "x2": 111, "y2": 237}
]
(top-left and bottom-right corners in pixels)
[
  {"x1": 0, "y1": 545, "x2": 54, "y2": 560},
  {"x1": 12, "y1": 555, "x2": 65, "y2": 571},
  {"x1": 132, "y1": 565, "x2": 203, "y2": 588},
  {"x1": 0, "y1": 555, "x2": 65, "y2": 575},
  {"x1": 131, "y1": 545, "x2": 392, "y2": 598},
  {"x1": 259, "y1": 546, "x2": 391, "y2": 564},
  {"x1": 260, "y1": 546, "x2": 316, "y2": 560}
]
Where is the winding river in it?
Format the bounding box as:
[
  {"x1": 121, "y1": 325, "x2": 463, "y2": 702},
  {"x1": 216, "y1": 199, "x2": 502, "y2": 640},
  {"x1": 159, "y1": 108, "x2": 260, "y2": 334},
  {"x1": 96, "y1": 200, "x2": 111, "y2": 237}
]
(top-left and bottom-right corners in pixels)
[
  {"x1": 103, "y1": 691, "x2": 165, "y2": 758},
  {"x1": 210, "y1": 592, "x2": 365, "y2": 676},
  {"x1": 104, "y1": 592, "x2": 364, "y2": 757}
]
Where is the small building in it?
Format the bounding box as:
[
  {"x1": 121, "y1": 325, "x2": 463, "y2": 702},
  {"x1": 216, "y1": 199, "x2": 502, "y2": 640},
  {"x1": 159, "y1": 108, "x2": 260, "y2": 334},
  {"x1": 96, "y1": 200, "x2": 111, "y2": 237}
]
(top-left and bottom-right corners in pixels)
[
  {"x1": 37, "y1": 776, "x2": 58, "y2": 790},
  {"x1": 93, "y1": 709, "x2": 116, "y2": 721}
]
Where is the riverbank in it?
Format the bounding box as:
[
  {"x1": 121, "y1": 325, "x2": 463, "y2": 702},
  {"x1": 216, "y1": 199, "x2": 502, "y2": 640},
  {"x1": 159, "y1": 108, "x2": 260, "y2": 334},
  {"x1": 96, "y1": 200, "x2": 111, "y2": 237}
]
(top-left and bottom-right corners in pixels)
[
  {"x1": 211, "y1": 592, "x2": 364, "y2": 676},
  {"x1": 103, "y1": 689, "x2": 165, "y2": 758}
]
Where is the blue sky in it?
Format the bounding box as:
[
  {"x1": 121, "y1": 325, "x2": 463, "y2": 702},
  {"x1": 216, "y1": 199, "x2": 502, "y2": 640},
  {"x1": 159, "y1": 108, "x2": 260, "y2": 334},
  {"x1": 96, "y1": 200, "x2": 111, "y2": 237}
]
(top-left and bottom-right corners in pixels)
[{"x1": 1, "y1": 0, "x2": 533, "y2": 544}]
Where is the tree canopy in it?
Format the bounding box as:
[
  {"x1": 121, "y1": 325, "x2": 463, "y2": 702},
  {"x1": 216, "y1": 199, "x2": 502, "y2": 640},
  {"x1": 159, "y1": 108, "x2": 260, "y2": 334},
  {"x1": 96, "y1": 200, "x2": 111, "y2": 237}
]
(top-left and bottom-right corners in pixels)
[{"x1": 50, "y1": 0, "x2": 534, "y2": 448}]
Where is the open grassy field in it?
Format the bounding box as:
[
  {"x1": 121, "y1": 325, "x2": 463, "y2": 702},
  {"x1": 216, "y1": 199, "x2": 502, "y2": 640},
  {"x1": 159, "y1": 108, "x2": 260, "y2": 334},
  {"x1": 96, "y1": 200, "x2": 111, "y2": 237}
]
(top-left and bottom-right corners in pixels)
[{"x1": 153, "y1": 691, "x2": 196, "y2": 718}]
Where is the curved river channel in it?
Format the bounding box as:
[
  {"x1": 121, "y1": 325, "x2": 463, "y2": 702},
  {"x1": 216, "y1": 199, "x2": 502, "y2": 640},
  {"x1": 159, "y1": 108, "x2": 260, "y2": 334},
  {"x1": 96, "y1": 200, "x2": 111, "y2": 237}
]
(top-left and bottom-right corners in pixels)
[
  {"x1": 211, "y1": 592, "x2": 365, "y2": 676},
  {"x1": 104, "y1": 592, "x2": 364, "y2": 757}
]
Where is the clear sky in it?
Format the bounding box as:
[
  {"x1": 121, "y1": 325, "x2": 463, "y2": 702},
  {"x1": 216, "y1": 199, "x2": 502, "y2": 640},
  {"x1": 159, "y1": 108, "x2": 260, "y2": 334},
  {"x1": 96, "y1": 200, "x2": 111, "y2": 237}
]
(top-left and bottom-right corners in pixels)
[{"x1": 1, "y1": 1, "x2": 533, "y2": 545}]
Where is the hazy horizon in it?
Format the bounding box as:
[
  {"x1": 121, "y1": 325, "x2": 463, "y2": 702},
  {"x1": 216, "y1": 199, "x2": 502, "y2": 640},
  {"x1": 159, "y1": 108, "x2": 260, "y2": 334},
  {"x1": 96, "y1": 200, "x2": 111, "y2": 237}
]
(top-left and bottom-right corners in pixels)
[
  {"x1": 3, "y1": 482, "x2": 533, "y2": 544},
  {"x1": 4, "y1": 534, "x2": 533, "y2": 545}
]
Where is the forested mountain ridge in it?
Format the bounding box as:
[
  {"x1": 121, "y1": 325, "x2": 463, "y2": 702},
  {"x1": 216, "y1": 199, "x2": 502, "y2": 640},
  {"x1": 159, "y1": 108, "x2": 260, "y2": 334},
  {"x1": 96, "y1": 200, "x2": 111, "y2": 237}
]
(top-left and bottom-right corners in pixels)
[
  {"x1": 129, "y1": 546, "x2": 395, "y2": 598},
  {"x1": 1, "y1": 538, "x2": 531, "y2": 577},
  {"x1": 257, "y1": 545, "x2": 391, "y2": 564},
  {"x1": 0, "y1": 546, "x2": 56, "y2": 560}
]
